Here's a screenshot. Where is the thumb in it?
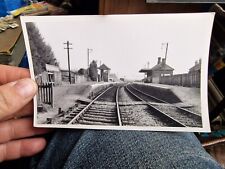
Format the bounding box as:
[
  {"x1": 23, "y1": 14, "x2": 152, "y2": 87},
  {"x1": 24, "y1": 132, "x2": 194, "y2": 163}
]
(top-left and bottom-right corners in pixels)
[{"x1": 0, "y1": 79, "x2": 37, "y2": 120}]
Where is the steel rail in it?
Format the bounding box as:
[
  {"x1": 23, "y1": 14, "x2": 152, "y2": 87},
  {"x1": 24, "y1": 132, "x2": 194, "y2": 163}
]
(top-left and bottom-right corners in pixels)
[
  {"x1": 116, "y1": 86, "x2": 122, "y2": 126},
  {"x1": 129, "y1": 84, "x2": 202, "y2": 119},
  {"x1": 67, "y1": 86, "x2": 114, "y2": 125},
  {"x1": 125, "y1": 86, "x2": 186, "y2": 127},
  {"x1": 128, "y1": 84, "x2": 167, "y2": 103}
]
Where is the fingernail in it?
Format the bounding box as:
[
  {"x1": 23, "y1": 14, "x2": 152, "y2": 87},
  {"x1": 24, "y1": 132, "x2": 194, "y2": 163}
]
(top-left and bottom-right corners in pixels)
[{"x1": 14, "y1": 79, "x2": 37, "y2": 98}]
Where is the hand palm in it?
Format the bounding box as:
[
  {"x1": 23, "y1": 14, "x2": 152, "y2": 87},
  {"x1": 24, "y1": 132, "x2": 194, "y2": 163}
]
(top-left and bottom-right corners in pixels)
[{"x1": 0, "y1": 65, "x2": 49, "y2": 162}]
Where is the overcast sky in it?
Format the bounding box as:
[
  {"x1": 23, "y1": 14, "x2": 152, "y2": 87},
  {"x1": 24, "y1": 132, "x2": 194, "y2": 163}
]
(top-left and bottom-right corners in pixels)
[{"x1": 26, "y1": 14, "x2": 214, "y2": 80}]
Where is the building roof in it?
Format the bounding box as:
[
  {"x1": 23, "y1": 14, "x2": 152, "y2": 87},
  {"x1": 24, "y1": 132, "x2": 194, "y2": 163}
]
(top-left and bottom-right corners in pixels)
[
  {"x1": 98, "y1": 64, "x2": 110, "y2": 70},
  {"x1": 151, "y1": 62, "x2": 174, "y2": 71},
  {"x1": 139, "y1": 68, "x2": 152, "y2": 73},
  {"x1": 189, "y1": 62, "x2": 201, "y2": 72},
  {"x1": 46, "y1": 64, "x2": 60, "y2": 72}
]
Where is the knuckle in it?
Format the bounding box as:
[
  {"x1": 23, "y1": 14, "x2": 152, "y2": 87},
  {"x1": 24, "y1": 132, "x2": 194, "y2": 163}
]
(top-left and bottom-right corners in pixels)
[
  {"x1": 0, "y1": 144, "x2": 7, "y2": 162},
  {"x1": 8, "y1": 120, "x2": 16, "y2": 141},
  {"x1": 0, "y1": 92, "x2": 12, "y2": 118},
  {"x1": 0, "y1": 89, "x2": 21, "y2": 120},
  {"x1": 0, "y1": 121, "x2": 12, "y2": 143}
]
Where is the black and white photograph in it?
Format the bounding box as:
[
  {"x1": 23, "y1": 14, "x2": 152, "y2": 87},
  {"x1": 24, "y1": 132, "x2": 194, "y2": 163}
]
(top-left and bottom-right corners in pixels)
[{"x1": 21, "y1": 13, "x2": 214, "y2": 131}]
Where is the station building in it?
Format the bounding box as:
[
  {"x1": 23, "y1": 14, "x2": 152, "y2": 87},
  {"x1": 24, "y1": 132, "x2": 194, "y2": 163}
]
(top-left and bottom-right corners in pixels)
[
  {"x1": 98, "y1": 63, "x2": 110, "y2": 82},
  {"x1": 139, "y1": 57, "x2": 174, "y2": 83}
]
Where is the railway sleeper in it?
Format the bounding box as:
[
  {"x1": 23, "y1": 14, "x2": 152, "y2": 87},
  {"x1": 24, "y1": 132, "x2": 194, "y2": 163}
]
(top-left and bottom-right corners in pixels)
[
  {"x1": 89, "y1": 112, "x2": 116, "y2": 115},
  {"x1": 65, "y1": 114, "x2": 79, "y2": 118},
  {"x1": 61, "y1": 119, "x2": 71, "y2": 123},
  {"x1": 122, "y1": 121, "x2": 136, "y2": 125},
  {"x1": 68, "y1": 112, "x2": 79, "y2": 115},
  {"x1": 77, "y1": 120, "x2": 118, "y2": 126},
  {"x1": 76, "y1": 108, "x2": 87, "y2": 111},
  {"x1": 91, "y1": 106, "x2": 116, "y2": 109},
  {"x1": 91, "y1": 104, "x2": 115, "y2": 106},
  {"x1": 65, "y1": 116, "x2": 73, "y2": 120},
  {"x1": 88, "y1": 110, "x2": 116, "y2": 114},
  {"x1": 121, "y1": 117, "x2": 132, "y2": 121},
  {"x1": 83, "y1": 114, "x2": 117, "y2": 119},
  {"x1": 88, "y1": 108, "x2": 115, "y2": 112},
  {"x1": 82, "y1": 116, "x2": 118, "y2": 123},
  {"x1": 86, "y1": 112, "x2": 117, "y2": 117}
]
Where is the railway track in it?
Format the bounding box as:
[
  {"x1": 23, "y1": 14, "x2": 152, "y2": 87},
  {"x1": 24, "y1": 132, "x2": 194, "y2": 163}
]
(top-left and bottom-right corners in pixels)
[
  {"x1": 60, "y1": 86, "x2": 123, "y2": 126},
  {"x1": 57, "y1": 83, "x2": 202, "y2": 128},
  {"x1": 126, "y1": 84, "x2": 202, "y2": 127}
]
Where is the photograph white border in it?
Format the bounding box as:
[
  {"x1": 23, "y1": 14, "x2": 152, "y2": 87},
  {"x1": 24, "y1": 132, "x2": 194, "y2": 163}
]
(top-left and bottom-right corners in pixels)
[{"x1": 21, "y1": 13, "x2": 215, "y2": 132}]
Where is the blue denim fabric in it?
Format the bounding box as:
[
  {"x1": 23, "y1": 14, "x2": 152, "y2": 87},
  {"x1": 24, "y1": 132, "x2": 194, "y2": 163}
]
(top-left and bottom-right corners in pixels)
[{"x1": 31, "y1": 130, "x2": 222, "y2": 169}]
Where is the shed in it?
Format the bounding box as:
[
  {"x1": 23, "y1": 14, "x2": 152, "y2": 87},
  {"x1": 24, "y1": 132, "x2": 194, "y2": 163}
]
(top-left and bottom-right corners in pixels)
[
  {"x1": 61, "y1": 69, "x2": 76, "y2": 84},
  {"x1": 61, "y1": 69, "x2": 87, "y2": 84},
  {"x1": 38, "y1": 64, "x2": 62, "y2": 85}
]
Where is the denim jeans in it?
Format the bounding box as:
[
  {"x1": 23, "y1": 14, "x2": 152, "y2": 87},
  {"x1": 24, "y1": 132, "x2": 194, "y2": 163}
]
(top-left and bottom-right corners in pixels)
[{"x1": 31, "y1": 130, "x2": 222, "y2": 169}]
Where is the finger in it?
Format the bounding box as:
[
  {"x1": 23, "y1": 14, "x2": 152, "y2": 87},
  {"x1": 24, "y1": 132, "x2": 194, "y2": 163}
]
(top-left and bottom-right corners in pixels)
[
  {"x1": 0, "y1": 117, "x2": 50, "y2": 144},
  {"x1": 0, "y1": 78, "x2": 37, "y2": 120},
  {"x1": 1, "y1": 101, "x2": 33, "y2": 121},
  {"x1": 0, "y1": 65, "x2": 30, "y2": 85},
  {"x1": 14, "y1": 100, "x2": 33, "y2": 118},
  {"x1": 0, "y1": 138, "x2": 46, "y2": 162}
]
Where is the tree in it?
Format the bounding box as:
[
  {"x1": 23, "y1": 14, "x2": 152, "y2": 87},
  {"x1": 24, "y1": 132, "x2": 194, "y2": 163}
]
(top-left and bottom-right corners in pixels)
[
  {"x1": 26, "y1": 23, "x2": 58, "y2": 75},
  {"x1": 89, "y1": 60, "x2": 98, "y2": 81},
  {"x1": 78, "y1": 68, "x2": 87, "y2": 75}
]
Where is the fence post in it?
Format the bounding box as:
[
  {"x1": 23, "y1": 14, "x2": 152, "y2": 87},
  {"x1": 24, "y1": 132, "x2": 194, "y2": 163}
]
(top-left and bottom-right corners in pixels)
[
  {"x1": 38, "y1": 83, "x2": 54, "y2": 108},
  {"x1": 51, "y1": 83, "x2": 54, "y2": 108}
]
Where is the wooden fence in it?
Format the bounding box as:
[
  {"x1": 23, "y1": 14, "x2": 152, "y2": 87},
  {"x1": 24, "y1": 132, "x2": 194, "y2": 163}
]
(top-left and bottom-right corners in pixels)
[
  {"x1": 159, "y1": 71, "x2": 200, "y2": 88},
  {"x1": 38, "y1": 83, "x2": 54, "y2": 107}
]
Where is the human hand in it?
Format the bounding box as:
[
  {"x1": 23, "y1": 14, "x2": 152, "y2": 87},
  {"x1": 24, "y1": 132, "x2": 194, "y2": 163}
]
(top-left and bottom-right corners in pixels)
[{"x1": 0, "y1": 65, "x2": 50, "y2": 162}]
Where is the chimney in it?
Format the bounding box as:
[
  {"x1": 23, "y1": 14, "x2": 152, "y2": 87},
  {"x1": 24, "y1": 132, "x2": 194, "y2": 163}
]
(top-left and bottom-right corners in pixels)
[
  {"x1": 157, "y1": 57, "x2": 161, "y2": 64},
  {"x1": 162, "y1": 58, "x2": 166, "y2": 64}
]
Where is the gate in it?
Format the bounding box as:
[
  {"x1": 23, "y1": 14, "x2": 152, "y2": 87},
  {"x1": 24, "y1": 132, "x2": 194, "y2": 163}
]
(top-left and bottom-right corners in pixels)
[{"x1": 38, "y1": 83, "x2": 54, "y2": 107}]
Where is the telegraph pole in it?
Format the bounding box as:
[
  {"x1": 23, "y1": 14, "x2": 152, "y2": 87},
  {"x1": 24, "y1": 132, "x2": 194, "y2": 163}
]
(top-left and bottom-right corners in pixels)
[
  {"x1": 87, "y1": 48, "x2": 93, "y2": 76},
  {"x1": 165, "y1": 43, "x2": 168, "y2": 62},
  {"x1": 64, "y1": 41, "x2": 72, "y2": 84},
  {"x1": 162, "y1": 42, "x2": 169, "y2": 62},
  {"x1": 87, "y1": 48, "x2": 93, "y2": 68}
]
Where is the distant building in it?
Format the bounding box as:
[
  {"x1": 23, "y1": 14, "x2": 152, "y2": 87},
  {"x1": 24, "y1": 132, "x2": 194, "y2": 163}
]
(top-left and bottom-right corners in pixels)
[
  {"x1": 98, "y1": 63, "x2": 110, "y2": 82},
  {"x1": 189, "y1": 59, "x2": 201, "y2": 74},
  {"x1": 61, "y1": 69, "x2": 87, "y2": 84},
  {"x1": 188, "y1": 59, "x2": 201, "y2": 87},
  {"x1": 61, "y1": 69, "x2": 76, "y2": 84},
  {"x1": 159, "y1": 59, "x2": 201, "y2": 87},
  {"x1": 139, "y1": 57, "x2": 174, "y2": 83},
  {"x1": 139, "y1": 68, "x2": 151, "y2": 83},
  {"x1": 36, "y1": 64, "x2": 62, "y2": 85},
  {"x1": 108, "y1": 73, "x2": 118, "y2": 82}
]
